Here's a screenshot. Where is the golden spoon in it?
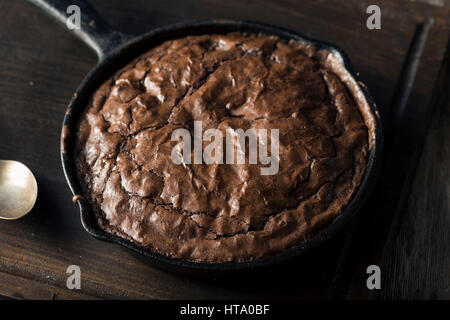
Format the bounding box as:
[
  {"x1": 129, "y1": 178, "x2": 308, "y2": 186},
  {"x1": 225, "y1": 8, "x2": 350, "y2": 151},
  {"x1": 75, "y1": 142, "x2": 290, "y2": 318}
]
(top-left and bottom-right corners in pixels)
[{"x1": 0, "y1": 160, "x2": 37, "y2": 220}]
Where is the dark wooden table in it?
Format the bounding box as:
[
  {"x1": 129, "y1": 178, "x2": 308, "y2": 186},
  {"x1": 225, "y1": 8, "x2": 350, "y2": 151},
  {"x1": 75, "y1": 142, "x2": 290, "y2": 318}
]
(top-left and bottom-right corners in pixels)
[{"x1": 0, "y1": 0, "x2": 449, "y2": 299}]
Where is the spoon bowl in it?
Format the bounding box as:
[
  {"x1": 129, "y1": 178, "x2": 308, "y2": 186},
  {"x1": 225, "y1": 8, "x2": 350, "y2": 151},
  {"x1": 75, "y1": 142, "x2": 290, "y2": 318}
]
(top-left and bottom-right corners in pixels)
[{"x1": 0, "y1": 160, "x2": 37, "y2": 220}]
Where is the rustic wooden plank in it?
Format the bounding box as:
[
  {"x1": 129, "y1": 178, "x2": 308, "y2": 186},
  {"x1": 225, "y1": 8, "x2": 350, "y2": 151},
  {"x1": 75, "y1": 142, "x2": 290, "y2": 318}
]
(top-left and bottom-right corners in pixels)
[
  {"x1": 343, "y1": 14, "x2": 450, "y2": 298},
  {"x1": 0, "y1": 0, "x2": 448, "y2": 299},
  {"x1": 382, "y1": 97, "x2": 450, "y2": 299},
  {"x1": 0, "y1": 270, "x2": 99, "y2": 300},
  {"x1": 379, "y1": 41, "x2": 450, "y2": 299}
]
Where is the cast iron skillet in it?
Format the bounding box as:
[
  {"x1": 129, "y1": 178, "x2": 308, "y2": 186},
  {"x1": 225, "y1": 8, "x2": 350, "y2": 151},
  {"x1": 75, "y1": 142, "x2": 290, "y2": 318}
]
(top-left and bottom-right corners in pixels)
[{"x1": 29, "y1": 0, "x2": 383, "y2": 273}]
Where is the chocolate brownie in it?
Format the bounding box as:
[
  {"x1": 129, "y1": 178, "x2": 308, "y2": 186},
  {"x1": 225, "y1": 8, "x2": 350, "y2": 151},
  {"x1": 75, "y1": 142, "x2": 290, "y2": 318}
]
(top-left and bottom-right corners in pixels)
[{"x1": 74, "y1": 33, "x2": 375, "y2": 262}]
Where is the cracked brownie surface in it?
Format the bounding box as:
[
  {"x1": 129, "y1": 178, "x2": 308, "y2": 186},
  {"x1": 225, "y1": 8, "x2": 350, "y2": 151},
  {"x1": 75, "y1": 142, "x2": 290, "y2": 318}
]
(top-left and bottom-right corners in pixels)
[{"x1": 74, "y1": 33, "x2": 371, "y2": 262}]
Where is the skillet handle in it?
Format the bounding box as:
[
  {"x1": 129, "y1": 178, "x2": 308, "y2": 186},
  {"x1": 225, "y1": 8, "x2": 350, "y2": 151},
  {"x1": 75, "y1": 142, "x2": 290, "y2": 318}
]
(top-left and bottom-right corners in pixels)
[{"x1": 26, "y1": 0, "x2": 133, "y2": 60}]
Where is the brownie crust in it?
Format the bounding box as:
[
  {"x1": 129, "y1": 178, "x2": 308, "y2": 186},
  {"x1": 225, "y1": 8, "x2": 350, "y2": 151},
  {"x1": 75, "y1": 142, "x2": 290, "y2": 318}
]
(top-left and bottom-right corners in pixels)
[{"x1": 74, "y1": 33, "x2": 371, "y2": 263}]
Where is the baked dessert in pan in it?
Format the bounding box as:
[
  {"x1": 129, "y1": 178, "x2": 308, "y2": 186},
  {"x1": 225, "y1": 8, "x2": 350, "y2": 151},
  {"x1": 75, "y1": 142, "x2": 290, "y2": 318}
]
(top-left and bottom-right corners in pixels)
[{"x1": 74, "y1": 33, "x2": 373, "y2": 263}]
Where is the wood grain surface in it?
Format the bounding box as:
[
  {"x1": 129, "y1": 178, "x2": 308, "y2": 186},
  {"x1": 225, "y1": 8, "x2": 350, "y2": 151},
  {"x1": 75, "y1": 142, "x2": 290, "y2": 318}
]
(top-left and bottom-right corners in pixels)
[
  {"x1": 0, "y1": 0, "x2": 449, "y2": 299},
  {"x1": 380, "y1": 60, "x2": 450, "y2": 299}
]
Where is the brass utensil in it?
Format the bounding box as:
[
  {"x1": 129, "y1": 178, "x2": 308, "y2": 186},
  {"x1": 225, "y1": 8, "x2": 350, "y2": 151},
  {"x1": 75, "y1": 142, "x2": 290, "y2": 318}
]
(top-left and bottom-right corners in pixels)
[{"x1": 0, "y1": 160, "x2": 37, "y2": 220}]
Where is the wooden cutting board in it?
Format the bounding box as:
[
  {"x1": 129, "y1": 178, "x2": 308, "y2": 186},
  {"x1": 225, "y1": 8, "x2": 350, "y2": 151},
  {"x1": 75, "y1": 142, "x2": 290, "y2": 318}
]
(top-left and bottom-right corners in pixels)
[{"x1": 0, "y1": 0, "x2": 449, "y2": 299}]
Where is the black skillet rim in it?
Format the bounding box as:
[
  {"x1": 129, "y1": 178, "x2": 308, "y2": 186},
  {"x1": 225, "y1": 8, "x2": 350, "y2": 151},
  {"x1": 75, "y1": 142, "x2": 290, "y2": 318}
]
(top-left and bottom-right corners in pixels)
[{"x1": 61, "y1": 19, "x2": 383, "y2": 271}]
